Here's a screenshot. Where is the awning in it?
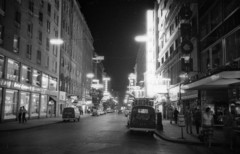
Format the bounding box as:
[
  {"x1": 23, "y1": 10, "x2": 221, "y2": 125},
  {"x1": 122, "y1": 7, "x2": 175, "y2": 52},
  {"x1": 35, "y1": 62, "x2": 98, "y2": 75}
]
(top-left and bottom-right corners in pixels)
[
  {"x1": 49, "y1": 96, "x2": 60, "y2": 102},
  {"x1": 181, "y1": 71, "x2": 240, "y2": 90}
]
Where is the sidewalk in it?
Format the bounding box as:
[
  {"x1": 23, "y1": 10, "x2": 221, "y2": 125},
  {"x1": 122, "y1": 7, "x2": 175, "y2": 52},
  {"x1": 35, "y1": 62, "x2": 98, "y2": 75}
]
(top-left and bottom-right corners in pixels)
[
  {"x1": 154, "y1": 119, "x2": 240, "y2": 148},
  {"x1": 0, "y1": 114, "x2": 91, "y2": 132}
]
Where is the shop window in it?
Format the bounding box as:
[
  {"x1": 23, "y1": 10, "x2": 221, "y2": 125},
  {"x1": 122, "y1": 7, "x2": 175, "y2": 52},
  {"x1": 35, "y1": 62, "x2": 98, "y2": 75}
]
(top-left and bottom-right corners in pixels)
[
  {"x1": 20, "y1": 92, "x2": 30, "y2": 115},
  {"x1": 31, "y1": 93, "x2": 39, "y2": 117},
  {"x1": 42, "y1": 73, "x2": 49, "y2": 89},
  {"x1": 211, "y1": 42, "x2": 223, "y2": 68},
  {"x1": 21, "y1": 65, "x2": 31, "y2": 84},
  {"x1": 4, "y1": 89, "x2": 18, "y2": 120},
  {"x1": 0, "y1": 54, "x2": 4, "y2": 78},
  {"x1": 40, "y1": 95, "x2": 47, "y2": 116},
  {"x1": 49, "y1": 76, "x2": 57, "y2": 90},
  {"x1": 7, "y1": 59, "x2": 19, "y2": 81},
  {"x1": 32, "y1": 69, "x2": 41, "y2": 87},
  {"x1": 13, "y1": 35, "x2": 20, "y2": 53},
  {"x1": 210, "y1": 1, "x2": 222, "y2": 30},
  {"x1": 225, "y1": 29, "x2": 240, "y2": 63}
]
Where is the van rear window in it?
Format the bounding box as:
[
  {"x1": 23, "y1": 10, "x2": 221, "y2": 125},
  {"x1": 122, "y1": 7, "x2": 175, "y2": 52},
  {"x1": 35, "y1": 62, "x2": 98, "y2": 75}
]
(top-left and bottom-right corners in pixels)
[
  {"x1": 64, "y1": 108, "x2": 74, "y2": 112},
  {"x1": 138, "y1": 109, "x2": 148, "y2": 114}
]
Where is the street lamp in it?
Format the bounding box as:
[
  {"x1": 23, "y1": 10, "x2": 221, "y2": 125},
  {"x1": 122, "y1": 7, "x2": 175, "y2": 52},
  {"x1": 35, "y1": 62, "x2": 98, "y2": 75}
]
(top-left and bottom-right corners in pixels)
[{"x1": 135, "y1": 35, "x2": 147, "y2": 42}]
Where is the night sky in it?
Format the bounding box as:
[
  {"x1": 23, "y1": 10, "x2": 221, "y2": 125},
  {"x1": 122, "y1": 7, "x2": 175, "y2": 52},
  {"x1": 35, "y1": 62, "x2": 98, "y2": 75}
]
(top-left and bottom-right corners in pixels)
[{"x1": 78, "y1": 0, "x2": 156, "y2": 91}]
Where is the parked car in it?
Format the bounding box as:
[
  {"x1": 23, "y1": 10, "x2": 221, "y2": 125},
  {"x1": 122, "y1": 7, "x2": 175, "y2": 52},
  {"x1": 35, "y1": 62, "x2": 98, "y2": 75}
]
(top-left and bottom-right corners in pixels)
[
  {"x1": 107, "y1": 108, "x2": 114, "y2": 113},
  {"x1": 92, "y1": 109, "x2": 100, "y2": 116},
  {"x1": 62, "y1": 107, "x2": 80, "y2": 122},
  {"x1": 128, "y1": 99, "x2": 156, "y2": 135}
]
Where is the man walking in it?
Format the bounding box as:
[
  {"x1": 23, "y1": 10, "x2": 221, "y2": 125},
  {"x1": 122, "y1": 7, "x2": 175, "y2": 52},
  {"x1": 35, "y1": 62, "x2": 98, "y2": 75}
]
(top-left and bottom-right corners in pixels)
[
  {"x1": 194, "y1": 108, "x2": 202, "y2": 134},
  {"x1": 22, "y1": 106, "x2": 27, "y2": 123},
  {"x1": 184, "y1": 107, "x2": 193, "y2": 134},
  {"x1": 174, "y1": 108, "x2": 179, "y2": 124},
  {"x1": 18, "y1": 107, "x2": 23, "y2": 123}
]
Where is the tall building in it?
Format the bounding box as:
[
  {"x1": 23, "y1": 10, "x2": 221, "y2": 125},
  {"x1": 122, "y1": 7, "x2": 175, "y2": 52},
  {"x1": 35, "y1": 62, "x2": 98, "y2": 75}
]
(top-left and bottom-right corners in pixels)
[
  {"x1": 0, "y1": 0, "x2": 61, "y2": 122},
  {"x1": 156, "y1": 0, "x2": 240, "y2": 123}
]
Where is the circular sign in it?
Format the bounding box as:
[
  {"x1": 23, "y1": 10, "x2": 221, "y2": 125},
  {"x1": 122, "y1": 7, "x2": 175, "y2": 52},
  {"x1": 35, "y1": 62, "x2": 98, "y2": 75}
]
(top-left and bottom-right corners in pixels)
[{"x1": 181, "y1": 41, "x2": 193, "y2": 54}]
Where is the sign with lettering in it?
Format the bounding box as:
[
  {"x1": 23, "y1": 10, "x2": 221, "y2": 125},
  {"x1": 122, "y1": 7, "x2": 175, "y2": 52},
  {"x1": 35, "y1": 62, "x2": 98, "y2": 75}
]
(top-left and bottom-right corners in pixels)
[
  {"x1": 132, "y1": 98, "x2": 154, "y2": 107},
  {"x1": 178, "y1": 115, "x2": 185, "y2": 127}
]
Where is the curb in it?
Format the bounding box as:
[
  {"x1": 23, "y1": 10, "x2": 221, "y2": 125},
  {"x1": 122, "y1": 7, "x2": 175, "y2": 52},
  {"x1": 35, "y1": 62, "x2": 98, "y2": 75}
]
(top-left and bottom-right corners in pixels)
[{"x1": 153, "y1": 130, "x2": 223, "y2": 147}]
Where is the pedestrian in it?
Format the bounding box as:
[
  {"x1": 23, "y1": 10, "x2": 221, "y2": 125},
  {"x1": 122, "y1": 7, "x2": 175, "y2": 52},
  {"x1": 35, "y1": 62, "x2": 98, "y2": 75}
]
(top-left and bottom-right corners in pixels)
[
  {"x1": 194, "y1": 108, "x2": 202, "y2": 134},
  {"x1": 22, "y1": 106, "x2": 27, "y2": 123},
  {"x1": 184, "y1": 107, "x2": 193, "y2": 134},
  {"x1": 174, "y1": 108, "x2": 179, "y2": 124},
  {"x1": 222, "y1": 109, "x2": 236, "y2": 150},
  {"x1": 168, "y1": 108, "x2": 173, "y2": 124},
  {"x1": 18, "y1": 107, "x2": 23, "y2": 123},
  {"x1": 202, "y1": 107, "x2": 214, "y2": 148}
]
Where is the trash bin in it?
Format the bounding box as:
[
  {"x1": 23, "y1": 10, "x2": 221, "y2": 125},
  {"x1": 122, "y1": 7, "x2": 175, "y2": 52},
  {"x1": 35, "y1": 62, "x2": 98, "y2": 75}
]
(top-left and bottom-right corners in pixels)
[{"x1": 157, "y1": 112, "x2": 163, "y2": 130}]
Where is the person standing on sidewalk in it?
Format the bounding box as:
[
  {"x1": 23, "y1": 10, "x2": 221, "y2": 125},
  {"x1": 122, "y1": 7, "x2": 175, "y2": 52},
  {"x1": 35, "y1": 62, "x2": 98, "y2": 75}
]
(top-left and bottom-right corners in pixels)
[
  {"x1": 184, "y1": 107, "x2": 193, "y2": 134},
  {"x1": 168, "y1": 108, "x2": 173, "y2": 124},
  {"x1": 194, "y1": 108, "x2": 202, "y2": 134},
  {"x1": 22, "y1": 106, "x2": 27, "y2": 123},
  {"x1": 18, "y1": 107, "x2": 23, "y2": 123},
  {"x1": 222, "y1": 109, "x2": 236, "y2": 150},
  {"x1": 174, "y1": 108, "x2": 179, "y2": 124},
  {"x1": 202, "y1": 107, "x2": 214, "y2": 148}
]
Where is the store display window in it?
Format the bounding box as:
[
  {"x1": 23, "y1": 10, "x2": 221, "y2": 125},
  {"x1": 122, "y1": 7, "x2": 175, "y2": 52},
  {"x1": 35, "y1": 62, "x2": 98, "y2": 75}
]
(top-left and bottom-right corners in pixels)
[
  {"x1": 49, "y1": 76, "x2": 57, "y2": 91},
  {"x1": 4, "y1": 89, "x2": 18, "y2": 120},
  {"x1": 7, "y1": 59, "x2": 19, "y2": 81},
  {"x1": 0, "y1": 55, "x2": 4, "y2": 78},
  {"x1": 21, "y1": 65, "x2": 31, "y2": 84},
  {"x1": 42, "y1": 73, "x2": 49, "y2": 89},
  {"x1": 20, "y1": 92, "x2": 30, "y2": 114},
  {"x1": 32, "y1": 69, "x2": 41, "y2": 87},
  {"x1": 40, "y1": 95, "x2": 47, "y2": 116},
  {"x1": 31, "y1": 93, "x2": 40, "y2": 117}
]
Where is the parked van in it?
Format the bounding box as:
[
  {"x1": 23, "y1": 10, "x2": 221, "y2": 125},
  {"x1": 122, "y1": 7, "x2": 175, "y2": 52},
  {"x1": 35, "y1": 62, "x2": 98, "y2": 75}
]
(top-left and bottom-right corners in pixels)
[
  {"x1": 62, "y1": 107, "x2": 80, "y2": 122},
  {"x1": 127, "y1": 98, "x2": 156, "y2": 135}
]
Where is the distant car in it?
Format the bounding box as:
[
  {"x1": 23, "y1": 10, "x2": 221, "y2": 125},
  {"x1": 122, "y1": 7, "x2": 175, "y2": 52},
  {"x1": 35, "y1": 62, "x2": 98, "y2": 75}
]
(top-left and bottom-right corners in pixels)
[
  {"x1": 107, "y1": 108, "x2": 114, "y2": 113},
  {"x1": 62, "y1": 107, "x2": 80, "y2": 122},
  {"x1": 92, "y1": 109, "x2": 100, "y2": 116}
]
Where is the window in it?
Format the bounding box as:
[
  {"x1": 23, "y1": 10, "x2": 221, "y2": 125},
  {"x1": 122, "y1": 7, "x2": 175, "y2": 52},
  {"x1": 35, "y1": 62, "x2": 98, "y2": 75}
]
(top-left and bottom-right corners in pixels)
[
  {"x1": 26, "y1": 44, "x2": 32, "y2": 59},
  {"x1": 37, "y1": 50, "x2": 41, "y2": 64},
  {"x1": 27, "y1": 22, "x2": 33, "y2": 37},
  {"x1": 46, "y1": 38, "x2": 49, "y2": 51},
  {"x1": 55, "y1": 0, "x2": 59, "y2": 10},
  {"x1": 165, "y1": 51, "x2": 169, "y2": 59},
  {"x1": 211, "y1": 42, "x2": 222, "y2": 68},
  {"x1": 54, "y1": 29, "x2": 58, "y2": 37},
  {"x1": 54, "y1": 12, "x2": 58, "y2": 25},
  {"x1": 45, "y1": 56, "x2": 49, "y2": 68},
  {"x1": 0, "y1": 54, "x2": 4, "y2": 78},
  {"x1": 0, "y1": 25, "x2": 3, "y2": 44},
  {"x1": 21, "y1": 65, "x2": 31, "y2": 84},
  {"x1": 13, "y1": 35, "x2": 20, "y2": 53},
  {"x1": 14, "y1": 11, "x2": 21, "y2": 28},
  {"x1": 7, "y1": 59, "x2": 19, "y2": 81},
  {"x1": 49, "y1": 76, "x2": 57, "y2": 90},
  {"x1": 47, "y1": 3, "x2": 51, "y2": 16},
  {"x1": 40, "y1": 0, "x2": 44, "y2": 7},
  {"x1": 225, "y1": 29, "x2": 240, "y2": 63},
  {"x1": 210, "y1": 1, "x2": 222, "y2": 30},
  {"x1": 39, "y1": 12, "x2": 43, "y2": 25},
  {"x1": 42, "y1": 73, "x2": 49, "y2": 89},
  {"x1": 0, "y1": 0, "x2": 6, "y2": 16},
  {"x1": 47, "y1": 20, "x2": 50, "y2": 33},
  {"x1": 38, "y1": 31, "x2": 42, "y2": 44},
  {"x1": 28, "y1": 0, "x2": 34, "y2": 15},
  {"x1": 32, "y1": 69, "x2": 41, "y2": 86},
  {"x1": 170, "y1": 44, "x2": 174, "y2": 54}
]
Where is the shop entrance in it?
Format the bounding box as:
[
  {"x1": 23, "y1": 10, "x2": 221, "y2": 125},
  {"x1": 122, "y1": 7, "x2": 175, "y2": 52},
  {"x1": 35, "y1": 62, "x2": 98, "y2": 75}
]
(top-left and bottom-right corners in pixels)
[{"x1": 48, "y1": 99, "x2": 56, "y2": 117}]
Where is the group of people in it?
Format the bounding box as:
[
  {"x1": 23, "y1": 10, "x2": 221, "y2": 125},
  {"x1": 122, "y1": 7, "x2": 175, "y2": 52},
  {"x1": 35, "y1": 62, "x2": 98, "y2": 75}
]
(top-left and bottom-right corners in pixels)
[
  {"x1": 18, "y1": 106, "x2": 27, "y2": 123},
  {"x1": 168, "y1": 106, "x2": 237, "y2": 149},
  {"x1": 168, "y1": 108, "x2": 179, "y2": 124}
]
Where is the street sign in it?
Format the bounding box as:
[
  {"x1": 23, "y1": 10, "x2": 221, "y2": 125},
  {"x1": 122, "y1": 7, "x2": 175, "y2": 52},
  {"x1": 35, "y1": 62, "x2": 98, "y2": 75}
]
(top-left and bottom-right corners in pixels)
[{"x1": 178, "y1": 115, "x2": 185, "y2": 127}]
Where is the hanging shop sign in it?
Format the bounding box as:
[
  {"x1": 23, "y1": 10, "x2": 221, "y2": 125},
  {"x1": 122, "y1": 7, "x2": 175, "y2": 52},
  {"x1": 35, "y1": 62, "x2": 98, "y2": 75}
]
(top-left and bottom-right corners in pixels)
[
  {"x1": 0, "y1": 78, "x2": 49, "y2": 94},
  {"x1": 178, "y1": 115, "x2": 185, "y2": 127},
  {"x1": 181, "y1": 41, "x2": 193, "y2": 54}
]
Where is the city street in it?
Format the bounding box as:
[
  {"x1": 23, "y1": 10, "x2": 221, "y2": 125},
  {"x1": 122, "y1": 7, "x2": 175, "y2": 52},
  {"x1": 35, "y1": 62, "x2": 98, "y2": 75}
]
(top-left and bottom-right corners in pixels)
[{"x1": 0, "y1": 113, "x2": 236, "y2": 154}]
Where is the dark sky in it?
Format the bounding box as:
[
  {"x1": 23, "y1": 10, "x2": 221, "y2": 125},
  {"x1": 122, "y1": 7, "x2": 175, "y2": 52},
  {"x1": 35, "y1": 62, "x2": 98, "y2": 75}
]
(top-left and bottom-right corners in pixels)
[{"x1": 78, "y1": 0, "x2": 156, "y2": 91}]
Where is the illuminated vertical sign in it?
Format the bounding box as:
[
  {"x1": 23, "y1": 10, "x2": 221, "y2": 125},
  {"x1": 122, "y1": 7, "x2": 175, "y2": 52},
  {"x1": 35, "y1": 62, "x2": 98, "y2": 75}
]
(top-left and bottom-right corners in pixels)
[{"x1": 145, "y1": 10, "x2": 155, "y2": 97}]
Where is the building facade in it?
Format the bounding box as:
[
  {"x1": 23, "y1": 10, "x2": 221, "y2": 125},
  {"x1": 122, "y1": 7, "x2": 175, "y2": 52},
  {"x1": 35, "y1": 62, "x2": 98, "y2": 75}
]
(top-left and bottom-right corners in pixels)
[{"x1": 0, "y1": 0, "x2": 61, "y2": 122}]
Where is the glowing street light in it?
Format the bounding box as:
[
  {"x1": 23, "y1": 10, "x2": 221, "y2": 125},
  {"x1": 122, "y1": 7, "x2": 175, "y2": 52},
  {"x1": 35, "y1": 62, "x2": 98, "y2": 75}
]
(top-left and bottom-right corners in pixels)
[
  {"x1": 135, "y1": 35, "x2": 147, "y2": 42},
  {"x1": 50, "y1": 38, "x2": 64, "y2": 45},
  {"x1": 86, "y1": 73, "x2": 94, "y2": 79}
]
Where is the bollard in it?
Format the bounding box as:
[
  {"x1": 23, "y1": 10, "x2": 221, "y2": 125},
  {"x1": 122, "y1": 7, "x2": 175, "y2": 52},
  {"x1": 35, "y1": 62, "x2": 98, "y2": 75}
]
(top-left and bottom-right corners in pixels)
[{"x1": 156, "y1": 112, "x2": 163, "y2": 130}]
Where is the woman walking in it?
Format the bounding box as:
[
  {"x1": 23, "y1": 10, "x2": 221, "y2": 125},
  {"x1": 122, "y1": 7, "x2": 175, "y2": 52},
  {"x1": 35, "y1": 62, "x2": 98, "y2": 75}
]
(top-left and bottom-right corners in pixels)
[{"x1": 202, "y1": 107, "x2": 214, "y2": 148}]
